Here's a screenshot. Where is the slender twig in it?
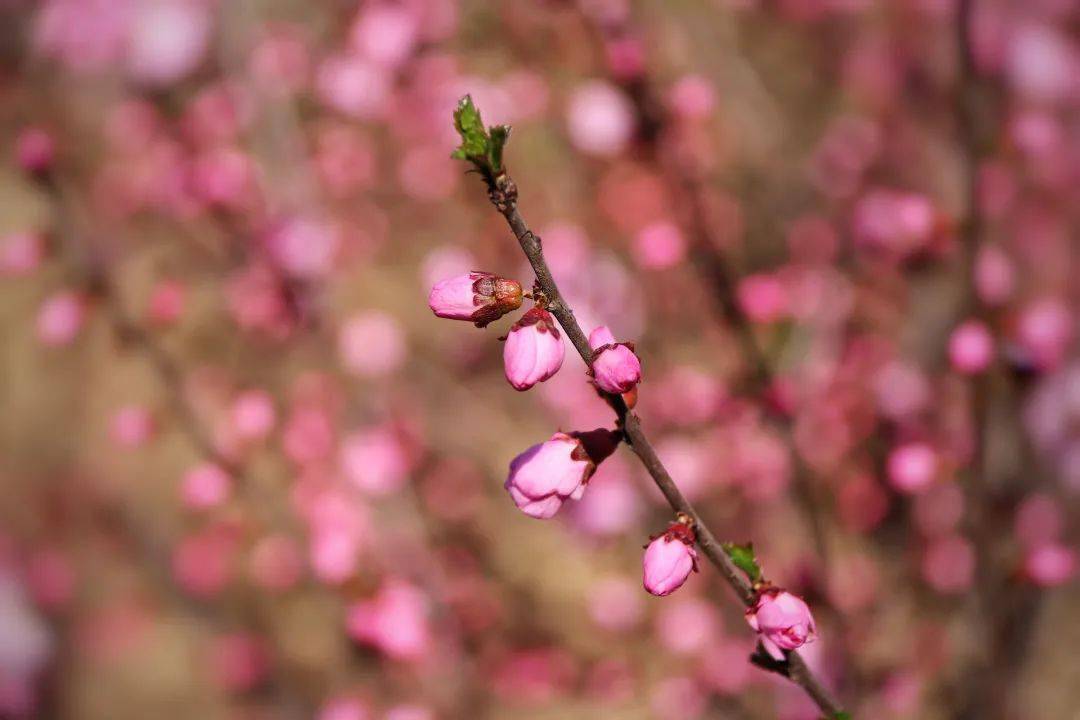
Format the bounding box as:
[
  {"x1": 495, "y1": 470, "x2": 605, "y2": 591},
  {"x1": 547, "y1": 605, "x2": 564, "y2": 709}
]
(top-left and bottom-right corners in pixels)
[
  {"x1": 570, "y1": 10, "x2": 835, "y2": 569},
  {"x1": 478, "y1": 170, "x2": 844, "y2": 717}
]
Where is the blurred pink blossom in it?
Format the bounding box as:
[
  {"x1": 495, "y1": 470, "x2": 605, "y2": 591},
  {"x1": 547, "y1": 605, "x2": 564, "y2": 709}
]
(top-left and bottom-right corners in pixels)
[
  {"x1": 172, "y1": 524, "x2": 238, "y2": 598},
  {"x1": 632, "y1": 221, "x2": 686, "y2": 270},
  {"x1": 36, "y1": 290, "x2": 86, "y2": 346},
  {"x1": 922, "y1": 534, "x2": 975, "y2": 594},
  {"x1": 566, "y1": 81, "x2": 636, "y2": 157},
  {"x1": 180, "y1": 462, "x2": 232, "y2": 509},
  {"x1": 655, "y1": 596, "x2": 719, "y2": 655},
  {"x1": 886, "y1": 442, "x2": 938, "y2": 495},
  {"x1": 346, "y1": 580, "x2": 431, "y2": 661},
  {"x1": 0, "y1": 233, "x2": 44, "y2": 277},
  {"x1": 210, "y1": 632, "x2": 268, "y2": 693},
  {"x1": 587, "y1": 577, "x2": 644, "y2": 632},
  {"x1": 109, "y1": 404, "x2": 156, "y2": 448},
  {"x1": 317, "y1": 54, "x2": 391, "y2": 120},
  {"x1": 339, "y1": 311, "x2": 407, "y2": 378},
  {"x1": 737, "y1": 273, "x2": 789, "y2": 323},
  {"x1": 650, "y1": 675, "x2": 707, "y2": 720},
  {"x1": 668, "y1": 75, "x2": 717, "y2": 121},
  {"x1": 350, "y1": 4, "x2": 418, "y2": 68},
  {"x1": 1015, "y1": 299, "x2": 1072, "y2": 371},
  {"x1": 126, "y1": 0, "x2": 211, "y2": 86},
  {"x1": 146, "y1": 279, "x2": 186, "y2": 326},
  {"x1": 14, "y1": 127, "x2": 55, "y2": 174},
  {"x1": 1014, "y1": 493, "x2": 1063, "y2": 548},
  {"x1": 230, "y1": 390, "x2": 276, "y2": 442},
  {"x1": 340, "y1": 426, "x2": 410, "y2": 496},
  {"x1": 317, "y1": 697, "x2": 371, "y2": 720},
  {"x1": 1024, "y1": 543, "x2": 1076, "y2": 587},
  {"x1": 948, "y1": 321, "x2": 994, "y2": 374}
]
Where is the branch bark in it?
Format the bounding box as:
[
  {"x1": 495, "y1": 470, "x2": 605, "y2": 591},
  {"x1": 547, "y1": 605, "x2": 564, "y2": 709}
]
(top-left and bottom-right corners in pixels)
[{"x1": 480, "y1": 171, "x2": 844, "y2": 717}]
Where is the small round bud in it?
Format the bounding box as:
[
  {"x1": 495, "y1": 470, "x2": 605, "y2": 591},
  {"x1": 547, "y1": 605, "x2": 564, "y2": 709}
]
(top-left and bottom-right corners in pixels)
[
  {"x1": 642, "y1": 522, "x2": 698, "y2": 596},
  {"x1": 428, "y1": 271, "x2": 523, "y2": 327},
  {"x1": 589, "y1": 326, "x2": 641, "y2": 395},
  {"x1": 503, "y1": 307, "x2": 565, "y2": 390}
]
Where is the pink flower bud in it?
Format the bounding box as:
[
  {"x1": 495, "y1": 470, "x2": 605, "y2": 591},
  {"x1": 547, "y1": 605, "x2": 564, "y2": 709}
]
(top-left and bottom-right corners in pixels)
[
  {"x1": 745, "y1": 589, "x2": 817, "y2": 660},
  {"x1": 642, "y1": 521, "x2": 698, "y2": 596},
  {"x1": 504, "y1": 307, "x2": 565, "y2": 390},
  {"x1": 505, "y1": 429, "x2": 620, "y2": 519},
  {"x1": 589, "y1": 326, "x2": 641, "y2": 395},
  {"x1": 428, "y1": 271, "x2": 524, "y2": 327},
  {"x1": 948, "y1": 320, "x2": 994, "y2": 374}
]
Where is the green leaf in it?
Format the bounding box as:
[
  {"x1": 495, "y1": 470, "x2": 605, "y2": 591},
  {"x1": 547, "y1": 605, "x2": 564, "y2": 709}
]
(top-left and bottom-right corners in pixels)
[
  {"x1": 722, "y1": 542, "x2": 762, "y2": 583},
  {"x1": 487, "y1": 124, "x2": 510, "y2": 173},
  {"x1": 452, "y1": 95, "x2": 488, "y2": 162},
  {"x1": 829, "y1": 713, "x2": 852, "y2": 720}
]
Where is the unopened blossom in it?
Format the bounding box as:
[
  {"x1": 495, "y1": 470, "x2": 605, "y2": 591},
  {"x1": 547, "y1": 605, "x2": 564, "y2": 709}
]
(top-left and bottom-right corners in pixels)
[
  {"x1": 589, "y1": 326, "x2": 641, "y2": 395},
  {"x1": 642, "y1": 521, "x2": 698, "y2": 596},
  {"x1": 745, "y1": 588, "x2": 817, "y2": 660},
  {"x1": 427, "y1": 271, "x2": 523, "y2": 327},
  {"x1": 505, "y1": 429, "x2": 620, "y2": 519},
  {"x1": 504, "y1": 307, "x2": 565, "y2": 391}
]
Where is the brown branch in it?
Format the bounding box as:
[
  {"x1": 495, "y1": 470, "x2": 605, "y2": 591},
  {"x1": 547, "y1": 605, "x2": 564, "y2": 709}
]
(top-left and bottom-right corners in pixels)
[
  {"x1": 572, "y1": 11, "x2": 835, "y2": 570},
  {"x1": 479, "y1": 170, "x2": 844, "y2": 717}
]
